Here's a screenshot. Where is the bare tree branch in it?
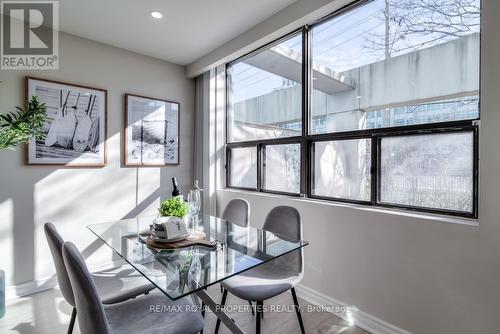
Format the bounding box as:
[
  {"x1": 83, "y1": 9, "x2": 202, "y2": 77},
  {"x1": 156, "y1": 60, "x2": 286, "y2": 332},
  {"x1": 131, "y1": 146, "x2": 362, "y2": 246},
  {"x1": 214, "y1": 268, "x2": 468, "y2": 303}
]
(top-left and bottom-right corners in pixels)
[{"x1": 364, "y1": 0, "x2": 480, "y2": 59}]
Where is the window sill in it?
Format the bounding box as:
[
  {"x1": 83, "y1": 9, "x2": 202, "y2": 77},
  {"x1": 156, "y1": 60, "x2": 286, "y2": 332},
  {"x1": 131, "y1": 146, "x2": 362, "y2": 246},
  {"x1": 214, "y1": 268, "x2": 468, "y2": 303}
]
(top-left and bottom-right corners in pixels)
[{"x1": 219, "y1": 188, "x2": 479, "y2": 227}]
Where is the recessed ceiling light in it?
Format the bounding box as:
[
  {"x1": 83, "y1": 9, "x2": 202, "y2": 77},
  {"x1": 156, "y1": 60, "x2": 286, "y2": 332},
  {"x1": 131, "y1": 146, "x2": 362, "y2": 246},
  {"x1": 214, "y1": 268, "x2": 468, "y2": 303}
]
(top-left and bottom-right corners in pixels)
[{"x1": 150, "y1": 11, "x2": 163, "y2": 19}]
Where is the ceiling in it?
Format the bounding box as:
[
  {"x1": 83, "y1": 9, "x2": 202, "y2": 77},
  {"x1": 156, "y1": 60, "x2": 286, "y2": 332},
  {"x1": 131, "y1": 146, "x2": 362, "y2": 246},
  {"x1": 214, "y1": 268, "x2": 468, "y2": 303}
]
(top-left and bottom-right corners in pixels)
[{"x1": 56, "y1": 0, "x2": 297, "y2": 66}]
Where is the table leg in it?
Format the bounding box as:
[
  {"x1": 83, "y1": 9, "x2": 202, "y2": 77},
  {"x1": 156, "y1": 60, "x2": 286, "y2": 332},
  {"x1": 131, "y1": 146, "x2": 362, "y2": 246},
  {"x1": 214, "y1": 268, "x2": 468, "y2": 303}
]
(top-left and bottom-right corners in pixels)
[{"x1": 195, "y1": 289, "x2": 245, "y2": 334}]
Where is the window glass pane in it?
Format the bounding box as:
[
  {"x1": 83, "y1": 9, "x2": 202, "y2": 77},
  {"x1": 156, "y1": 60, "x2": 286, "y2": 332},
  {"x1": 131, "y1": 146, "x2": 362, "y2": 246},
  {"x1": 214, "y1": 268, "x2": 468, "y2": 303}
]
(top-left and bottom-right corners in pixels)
[
  {"x1": 379, "y1": 132, "x2": 474, "y2": 213},
  {"x1": 228, "y1": 34, "x2": 303, "y2": 142},
  {"x1": 311, "y1": 0, "x2": 480, "y2": 134},
  {"x1": 312, "y1": 139, "x2": 371, "y2": 201},
  {"x1": 263, "y1": 144, "x2": 301, "y2": 193},
  {"x1": 229, "y1": 147, "x2": 257, "y2": 188}
]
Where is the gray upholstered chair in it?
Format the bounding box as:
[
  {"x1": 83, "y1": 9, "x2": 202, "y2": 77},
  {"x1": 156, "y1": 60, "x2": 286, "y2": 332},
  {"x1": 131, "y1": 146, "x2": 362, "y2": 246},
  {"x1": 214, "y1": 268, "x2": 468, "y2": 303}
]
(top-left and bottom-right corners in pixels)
[
  {"x1": 44, "y1": 222, "x2": 155, "y2": 334},
  {"x1": 222, "y1": 198, "x2": 250, "y2": 227},
  {"x1": 219, "y1": 198, "x2": 251, "y2": 296},
  {"x1": 61, "y1": 241, "x2": 204, "y2": 334},
  {"x1": 216, "y1": 206, "x2": 305, "y2": 334}
]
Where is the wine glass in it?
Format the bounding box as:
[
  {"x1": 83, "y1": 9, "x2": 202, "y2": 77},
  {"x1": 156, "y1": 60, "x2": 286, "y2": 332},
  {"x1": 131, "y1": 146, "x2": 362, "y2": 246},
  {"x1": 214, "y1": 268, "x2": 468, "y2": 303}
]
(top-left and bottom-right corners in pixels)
[
  {"x1": 188, "y1": 250, "x2": 202, "y2": 290},
  {"x1": 187, "y1": 190, "x2": 201, "y2": 234}
]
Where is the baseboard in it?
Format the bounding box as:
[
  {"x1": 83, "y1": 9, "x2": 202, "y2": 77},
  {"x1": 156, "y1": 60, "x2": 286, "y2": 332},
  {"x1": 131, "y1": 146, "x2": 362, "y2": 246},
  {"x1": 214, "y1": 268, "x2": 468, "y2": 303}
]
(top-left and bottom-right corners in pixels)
[
  {"x1": 5, "y1": 261, "x2": 123, "y2": 301},
  {"x1": 295, "y1": 284, "x2": 412, "y2": 334}
]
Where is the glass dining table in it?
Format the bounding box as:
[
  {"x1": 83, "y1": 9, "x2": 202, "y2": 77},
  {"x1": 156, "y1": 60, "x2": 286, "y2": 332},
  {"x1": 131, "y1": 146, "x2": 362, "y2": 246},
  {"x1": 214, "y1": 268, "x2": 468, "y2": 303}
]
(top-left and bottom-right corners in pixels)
[{"x1": 87, "y1": 214, "x2": 308, "y2": 334}]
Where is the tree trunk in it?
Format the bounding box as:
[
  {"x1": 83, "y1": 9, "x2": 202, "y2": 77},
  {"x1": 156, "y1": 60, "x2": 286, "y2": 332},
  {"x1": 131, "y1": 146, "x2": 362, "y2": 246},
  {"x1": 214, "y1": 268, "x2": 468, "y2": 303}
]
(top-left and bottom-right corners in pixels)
[{"x1": 385, "y1": 0, "x2": 391, "y2": 59}]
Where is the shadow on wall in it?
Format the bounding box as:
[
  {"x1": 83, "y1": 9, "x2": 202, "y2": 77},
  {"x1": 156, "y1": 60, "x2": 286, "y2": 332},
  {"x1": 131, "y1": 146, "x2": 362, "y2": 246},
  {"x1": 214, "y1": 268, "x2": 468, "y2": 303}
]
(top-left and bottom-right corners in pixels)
[
  {"x1": 0, "y1": 163, "x2": 171, "y2": 333},
  {"x1": 0, "y1": 140, "x2": 174, "y2": 283},
  {"x1": 0, "y1": 75, "x2": 185, "y2": 331}
]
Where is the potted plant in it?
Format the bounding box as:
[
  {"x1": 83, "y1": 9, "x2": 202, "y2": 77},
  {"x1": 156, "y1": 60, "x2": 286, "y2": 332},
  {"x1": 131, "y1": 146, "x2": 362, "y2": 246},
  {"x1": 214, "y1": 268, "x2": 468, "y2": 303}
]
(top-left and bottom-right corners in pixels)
[
  {"x1": 159, "y1": 196, "x2": 188, "y2": 220},
  {"x1": 154, "y1": 197, "x2": 189, "y2": 240}
]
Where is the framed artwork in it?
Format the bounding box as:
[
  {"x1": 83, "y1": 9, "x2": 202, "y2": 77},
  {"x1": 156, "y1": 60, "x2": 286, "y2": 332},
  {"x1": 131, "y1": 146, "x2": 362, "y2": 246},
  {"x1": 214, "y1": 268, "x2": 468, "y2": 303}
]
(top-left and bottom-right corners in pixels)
[
  {"x1": 125, "y1": 94, "x2": 180, "y2": 166},
  {"x1": 25, "y1": 76, "x2": 107, "y2": 166}
]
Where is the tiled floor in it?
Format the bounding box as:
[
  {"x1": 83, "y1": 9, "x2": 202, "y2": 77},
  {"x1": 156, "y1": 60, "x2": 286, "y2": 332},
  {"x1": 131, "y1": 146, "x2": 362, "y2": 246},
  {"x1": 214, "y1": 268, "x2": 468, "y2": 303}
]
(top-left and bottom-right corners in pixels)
[{"x1": 0, "y1": 286, "x2": 369, "y2": 334}]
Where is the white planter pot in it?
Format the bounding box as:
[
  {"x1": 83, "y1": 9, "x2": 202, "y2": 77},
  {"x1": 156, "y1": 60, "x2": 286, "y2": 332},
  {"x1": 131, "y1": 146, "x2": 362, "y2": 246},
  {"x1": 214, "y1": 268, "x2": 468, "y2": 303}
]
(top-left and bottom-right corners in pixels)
[{"x1": 154, "y1": 216, "x2": 185, "y2": 225}]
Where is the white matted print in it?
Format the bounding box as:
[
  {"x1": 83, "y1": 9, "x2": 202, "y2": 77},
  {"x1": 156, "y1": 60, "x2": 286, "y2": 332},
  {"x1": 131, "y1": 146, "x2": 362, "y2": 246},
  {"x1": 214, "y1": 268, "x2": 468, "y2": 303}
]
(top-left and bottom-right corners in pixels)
[
  {"x1": 26, "y1": 77, "x2": 107, "y2": 166},
  {"x1": 125, "y1": 94, "x2": 179, "y2": 166}
]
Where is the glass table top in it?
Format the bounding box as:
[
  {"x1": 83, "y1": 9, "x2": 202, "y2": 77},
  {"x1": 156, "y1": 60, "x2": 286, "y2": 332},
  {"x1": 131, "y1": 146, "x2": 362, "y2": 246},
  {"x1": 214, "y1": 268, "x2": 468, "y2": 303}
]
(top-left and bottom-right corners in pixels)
[{"x1": 87, "y1": 214, "x2": 308, "y2": 300}]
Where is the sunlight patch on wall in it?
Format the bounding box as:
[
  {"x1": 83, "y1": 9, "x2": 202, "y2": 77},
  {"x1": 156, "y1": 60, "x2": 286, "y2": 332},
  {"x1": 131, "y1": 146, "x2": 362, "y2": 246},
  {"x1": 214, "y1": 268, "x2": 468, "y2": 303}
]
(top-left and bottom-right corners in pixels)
[{"x1": 33, "y1": 132, "x2": 162, "y2": 279}]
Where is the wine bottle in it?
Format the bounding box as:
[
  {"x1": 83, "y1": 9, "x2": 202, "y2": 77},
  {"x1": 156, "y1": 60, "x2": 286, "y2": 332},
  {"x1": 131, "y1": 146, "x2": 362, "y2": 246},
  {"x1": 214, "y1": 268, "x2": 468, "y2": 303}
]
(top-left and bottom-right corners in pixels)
[{"x1": 171, "y1": 177, "x2": 181, "y2": 198}]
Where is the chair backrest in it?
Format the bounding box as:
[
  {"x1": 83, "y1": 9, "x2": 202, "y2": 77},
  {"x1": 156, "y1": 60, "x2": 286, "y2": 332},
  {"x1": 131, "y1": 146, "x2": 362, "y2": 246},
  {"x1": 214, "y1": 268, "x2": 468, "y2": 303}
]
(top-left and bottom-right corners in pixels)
[
  {"x1": 263, "y1": 206, "x2": 303, "y2": 276},
  {"x1": 263, "y1": 206, "x2": 302, "y2": 242},
  {"x1": 222, "y1": 198, "x2": 250, "y2": 227},
  {"x1": 43, "y1": 222, "x2": 75, "y2": 306},
  {"x1": 62, "y1": 242, "x2": 110, "y2": 334}
]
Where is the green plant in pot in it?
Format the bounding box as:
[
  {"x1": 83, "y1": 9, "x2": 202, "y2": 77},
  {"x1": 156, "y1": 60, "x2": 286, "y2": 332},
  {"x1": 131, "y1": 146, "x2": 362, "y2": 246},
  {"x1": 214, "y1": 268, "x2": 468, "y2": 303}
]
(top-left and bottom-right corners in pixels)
[
  {"x1": 159, "y1": 196, "x2": 188, "y2": 218},
  {"x1": 156, "y1": 197, "x2": 189, "y2": 239}
]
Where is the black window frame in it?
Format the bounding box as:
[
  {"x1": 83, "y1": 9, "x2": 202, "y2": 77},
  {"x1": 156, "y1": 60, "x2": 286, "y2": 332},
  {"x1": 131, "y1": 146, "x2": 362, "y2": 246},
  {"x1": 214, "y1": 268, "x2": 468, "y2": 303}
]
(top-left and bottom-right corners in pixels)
[{"x1": 224, "y1": 0, "x2": 480, "y2": 219}]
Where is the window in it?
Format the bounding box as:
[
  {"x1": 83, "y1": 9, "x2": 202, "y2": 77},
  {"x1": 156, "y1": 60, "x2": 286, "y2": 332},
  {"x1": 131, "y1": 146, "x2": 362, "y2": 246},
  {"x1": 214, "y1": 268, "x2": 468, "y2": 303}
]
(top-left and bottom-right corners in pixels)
[
  {"x1": 228, "y1": 147, "x2": 257, "y2": 189},
  {"x1": 310, "y1": 0, "x2": 480, "y2": 134},
  {"x1": 379, "y1": 131, "x2": 475, "y2": 214},
  {"x1": 263, "y1": 143, "x2": 301, "y2": 194},
  {"x1": 227, "y1": 33, "x2": 303, "y2": 143},
  {"x1": 226, "y1": 0, "x2": 480, "y2": 218},
  {"x1": 312, "y1": 138, "x2": 371, "y2": 202}
]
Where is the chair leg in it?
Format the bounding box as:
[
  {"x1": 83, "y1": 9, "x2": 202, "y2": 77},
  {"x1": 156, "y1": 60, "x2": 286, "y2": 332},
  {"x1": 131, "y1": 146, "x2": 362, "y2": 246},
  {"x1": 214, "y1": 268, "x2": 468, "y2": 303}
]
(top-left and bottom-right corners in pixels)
[
  {"x1": 214, "y1": 289, "x2": 228, "y2": 334},
  {"x1": 67, "y1": 307, "x2": 77, "y2": 334},
  {"x1": 256, "y1": 301, "x2": 263, "y2": 334},
  {"x1": 290, "y1": 287, "x2": 305, "y2": 334},
  {"x1": 248, "y1": 300, "x2": 255, "y2": 315},
  {"x1": 200, "y1": 301, "x2": 205, "y2": 334}
]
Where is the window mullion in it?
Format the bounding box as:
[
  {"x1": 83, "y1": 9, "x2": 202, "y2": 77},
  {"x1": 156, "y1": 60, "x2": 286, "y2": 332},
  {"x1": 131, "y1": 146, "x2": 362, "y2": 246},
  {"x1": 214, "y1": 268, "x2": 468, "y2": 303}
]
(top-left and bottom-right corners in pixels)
[
  {"x1": 257, "y1": 143, "x2": 263, "y2": 192},
  {"x1": 473, "y1": 126, "x2": 479, "y2": 218},
  {"x1": 371, "y1": 135, "x2": 379, "y2": 206},
  {"x1": 301, "y1": 25, "x2": 312, "y2": 196},
  {"x1": 308, "y1": 139, "x2": 314, "y2": 197}
]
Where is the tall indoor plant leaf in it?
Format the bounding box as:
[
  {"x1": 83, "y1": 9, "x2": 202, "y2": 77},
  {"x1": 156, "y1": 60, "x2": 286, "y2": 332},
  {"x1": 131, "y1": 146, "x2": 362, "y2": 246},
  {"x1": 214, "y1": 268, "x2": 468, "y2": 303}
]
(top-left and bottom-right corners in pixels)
[{"x1": 0, "y1": 96, "x2": 48, "y2": 151}]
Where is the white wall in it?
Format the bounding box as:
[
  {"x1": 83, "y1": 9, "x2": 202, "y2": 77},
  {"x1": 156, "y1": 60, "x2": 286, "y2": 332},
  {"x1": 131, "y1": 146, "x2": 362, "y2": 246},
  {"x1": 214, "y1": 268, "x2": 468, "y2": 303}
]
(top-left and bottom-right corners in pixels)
[
  {"x1": 0, "y1": 32, "x2": 194, "y2": 289},
  {"x1": 212, "y1": 0, "x2": 500, "y2": 333}
]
